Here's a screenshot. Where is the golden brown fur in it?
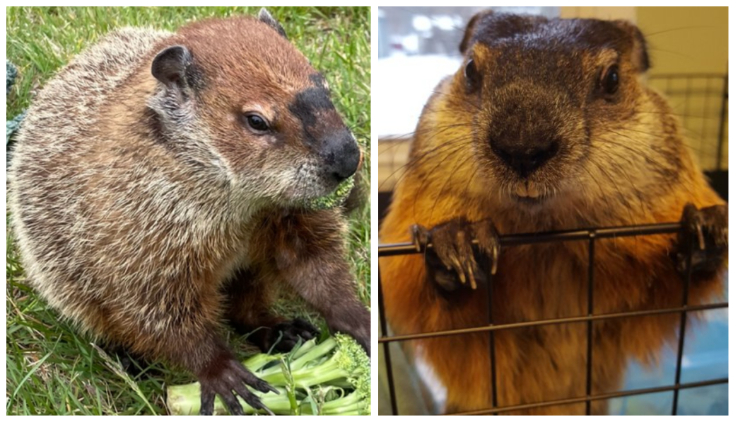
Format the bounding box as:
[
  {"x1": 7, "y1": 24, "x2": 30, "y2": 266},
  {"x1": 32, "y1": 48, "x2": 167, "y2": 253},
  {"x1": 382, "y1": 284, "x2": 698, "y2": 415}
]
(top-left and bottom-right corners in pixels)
[{"x1": 380, "y1": 13, "x2": 725, "y2": 415}]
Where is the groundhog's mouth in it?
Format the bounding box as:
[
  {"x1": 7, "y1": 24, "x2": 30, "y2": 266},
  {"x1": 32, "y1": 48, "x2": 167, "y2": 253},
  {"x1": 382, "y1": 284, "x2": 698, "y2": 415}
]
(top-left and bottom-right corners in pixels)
[
  {"x1": 511, "y1": 194, "x2": 546, "y2": 206},
  {"x1": 508, "y1": 181, "x2": 549, "y2": 205}
]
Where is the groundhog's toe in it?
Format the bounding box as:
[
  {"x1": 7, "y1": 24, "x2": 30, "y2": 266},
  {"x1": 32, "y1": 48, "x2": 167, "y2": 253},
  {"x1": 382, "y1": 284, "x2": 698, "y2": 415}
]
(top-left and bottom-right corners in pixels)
[
  {"x1": 674, "y1": 203, "x2": 728, "y2": 275},
  {"x1": 414, "y1": 218, "x2": 500, "y2": 292},
  {"x1": 266, "y1": 318, "x2": 319, "y2": 353},
  {"x1": 198, "y1": 355, "x2": 277, "y2": 415}
]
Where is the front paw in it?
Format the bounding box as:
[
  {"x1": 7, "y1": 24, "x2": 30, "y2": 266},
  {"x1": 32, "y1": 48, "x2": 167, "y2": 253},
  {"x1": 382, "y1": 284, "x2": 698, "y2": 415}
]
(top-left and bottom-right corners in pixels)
[
  {"x1": 198, "y1": 354, "x2": 278, "y2": 415},
  {"x1": 266, "y1": 318, "x2": 319, "y2": 353},
  {"x1": 673, "y1": 203, "x2": 728, "y2": 274},
  {"x1": 412, "y1": 218, "x2": 500, "y2": 291}
]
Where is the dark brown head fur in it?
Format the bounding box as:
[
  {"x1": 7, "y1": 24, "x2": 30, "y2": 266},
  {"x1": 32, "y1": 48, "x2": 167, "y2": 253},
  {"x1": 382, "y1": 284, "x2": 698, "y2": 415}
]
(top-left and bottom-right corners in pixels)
[{"x1": 413, "y1": 13, "x2": 691, "y2": 226}]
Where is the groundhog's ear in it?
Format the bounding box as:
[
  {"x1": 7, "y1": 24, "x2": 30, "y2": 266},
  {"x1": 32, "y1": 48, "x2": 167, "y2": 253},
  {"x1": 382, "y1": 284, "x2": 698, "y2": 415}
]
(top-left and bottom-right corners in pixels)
[
  {"x1": 460, "y1": 10, "x2": 493, "y2": 55},
  {"x1": 151, "y1": 45, "x2": 194, "y2": 88},
  {"x1": 258, "y1": 8, "x2": 288, "y2": 39},
  {"x1": 613, "y1": 20, "x2": 650, "y2": 73}
]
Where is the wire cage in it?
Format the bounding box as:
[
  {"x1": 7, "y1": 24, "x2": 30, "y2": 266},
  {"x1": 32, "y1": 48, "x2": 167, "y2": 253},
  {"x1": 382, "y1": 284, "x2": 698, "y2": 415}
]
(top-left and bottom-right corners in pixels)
[
  {"x1": 648, "y1": 73, "x2": 729, "y2": 175},
  {"x1": 377, "y1": 73, "x2": 729, "y2": 415}
]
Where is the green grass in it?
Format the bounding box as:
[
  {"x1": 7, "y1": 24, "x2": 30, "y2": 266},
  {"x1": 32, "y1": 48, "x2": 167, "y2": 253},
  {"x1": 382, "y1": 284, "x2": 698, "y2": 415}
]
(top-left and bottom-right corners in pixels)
[{"x1": 6, "y1": 6, "x2": 370, "y2": 415}]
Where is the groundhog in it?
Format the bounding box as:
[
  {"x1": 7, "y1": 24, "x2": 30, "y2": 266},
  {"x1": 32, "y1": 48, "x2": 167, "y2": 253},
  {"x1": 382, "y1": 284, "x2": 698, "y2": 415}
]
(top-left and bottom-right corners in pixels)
[
  {"x1": 8, "y1": 9, "x2": 370, "y2": 415},
  {"x1": 379, "y1": 12, "x2": 728, "y2": 415}
]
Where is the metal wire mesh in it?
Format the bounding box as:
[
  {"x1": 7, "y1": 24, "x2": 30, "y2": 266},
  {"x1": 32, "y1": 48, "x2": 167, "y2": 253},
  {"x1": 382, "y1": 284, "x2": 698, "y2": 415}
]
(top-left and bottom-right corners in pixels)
[
  {"x1": 648, "y1": 73, "x2": 728, "y2": 172},
  {"x1": 377, "y1": 73, "x2": 729, "y2": 415},
  {"x1": 378, "y1": 223, "x2": 728, "y2": 415}
]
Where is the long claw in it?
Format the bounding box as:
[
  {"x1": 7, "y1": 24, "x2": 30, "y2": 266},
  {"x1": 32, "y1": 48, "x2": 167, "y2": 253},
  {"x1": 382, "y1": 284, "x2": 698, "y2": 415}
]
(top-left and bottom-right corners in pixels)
[
  {"x1": 467, "y1": 263, "x2": 477, "y2": 290},
  {"x1": 447, "y1": 255, "x2": 464, "y2": 281},
  {"x1": 259, "y1": 403, "x2": 275, "y2": 416},
  {"x1": 696, "y1": 222, "x2": 706, "y2": 250},
  {"x1": 491, "y1": 244, "x2": 499, "y2": 275},
  {"x1": 422, "y1": 218, "x2": 502, "y2": 291},
  {"x1": 411, "y1": 224, "x2": 428, "y2": 252},
  {"x1": 456, "y1": 265, "x2": 466, "y2": 284}
]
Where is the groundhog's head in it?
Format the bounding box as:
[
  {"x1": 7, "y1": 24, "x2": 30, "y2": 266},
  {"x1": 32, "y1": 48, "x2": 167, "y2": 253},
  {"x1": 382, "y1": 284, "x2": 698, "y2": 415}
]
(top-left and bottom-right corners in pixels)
[
  {"x1": 149, "y1": 9, "x2": 360, "y2": 206},
  {"x1": 447, "y1": 12, "x2": 686, "y2": 214}
]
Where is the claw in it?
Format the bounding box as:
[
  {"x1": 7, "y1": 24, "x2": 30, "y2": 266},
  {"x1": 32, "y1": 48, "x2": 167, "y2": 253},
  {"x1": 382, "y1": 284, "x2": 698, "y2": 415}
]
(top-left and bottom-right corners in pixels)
[
  {"x1": 490, "y1": 244, "x2": 499, "y2": 275},
  {"x1": 456, "y1": 263, "x2": 467, "y2": 284},
  {"x1": 421, "y1": 218, "x2": 502, "y2": 292},
  {"x1": 466, "y1": 263, "x2": 477, "y2": 290},
  {"x1": 411, "y1": 224, "x2": 428, "y2": 252},
  {"x1": 260, "y1": 381, "x2": 280, "y2": 395},
  {"x1": 258, "y1": 402, "x2": 275, "y2": 416},
  {"x1": 674, "y1": 203, "x2": 728, "y2": 276},
  {"x1": 696, "y1": 221, "x2": 706, "y2": 250}
]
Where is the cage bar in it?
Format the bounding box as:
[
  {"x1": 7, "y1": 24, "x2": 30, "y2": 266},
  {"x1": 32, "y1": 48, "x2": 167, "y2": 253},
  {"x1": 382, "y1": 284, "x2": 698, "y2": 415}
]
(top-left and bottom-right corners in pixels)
[
  {"x1": 377, "y1": 268, "x2": 399, "y2": 415},
  {"x1": 671, "y1": 231, "x2": 694, "y2": 415},
  {"x1": 450, "y1": 378, "x2": 728, "y2": 415},
  {"x1": 378, "y1": 302, "x2": 727, "y2": 344},
  {"x1": 379, "y1": 223, "x2": 682, "y2": 257},
  {"x1": 377, "y1": 221, "x2": 728, "y2": 415},
  {"x1": 487, "y1": 257, "x2": 499, "y2": 411},
  {"x1": 716, "y1": 74, "x2": 729, "y2": 171},
  {"x1": 585, "y1": 232, "x2": 596, "y2": 415}
]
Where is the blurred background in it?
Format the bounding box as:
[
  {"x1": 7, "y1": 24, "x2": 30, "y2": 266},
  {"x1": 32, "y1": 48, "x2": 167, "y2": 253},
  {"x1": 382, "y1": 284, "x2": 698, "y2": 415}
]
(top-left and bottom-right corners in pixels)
[{"x1": 377, "y1": 6, "x2": 728, "y2": 415}]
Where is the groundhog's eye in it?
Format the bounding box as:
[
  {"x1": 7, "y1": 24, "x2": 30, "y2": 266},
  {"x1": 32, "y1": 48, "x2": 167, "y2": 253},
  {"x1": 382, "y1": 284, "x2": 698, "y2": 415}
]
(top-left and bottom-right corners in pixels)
[
  {"x1": 601, "y1": 65, "x2": 619, "y2": 95},
  {"x1": 245, "y1": 113, "x2": 270, "y2": 132},
  {"x1": 464, "y1": 58, "x2": 481, "y2": 94}
]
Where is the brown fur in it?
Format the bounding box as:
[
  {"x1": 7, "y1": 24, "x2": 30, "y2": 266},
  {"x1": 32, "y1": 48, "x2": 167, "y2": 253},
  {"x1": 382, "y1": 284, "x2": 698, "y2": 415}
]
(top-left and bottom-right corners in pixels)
[
  {"x1": 380, "y1": 13, "x2": 725, "y2": 415},
  {"x1": 9, "y1": 12, "x2": 369, "y2": 414}
]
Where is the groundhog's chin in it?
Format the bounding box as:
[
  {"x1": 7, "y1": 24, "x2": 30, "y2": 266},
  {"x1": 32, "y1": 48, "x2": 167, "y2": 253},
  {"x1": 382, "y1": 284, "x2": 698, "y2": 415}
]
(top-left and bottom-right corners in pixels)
[{"x1": 281, "y1": 178, "x2": 338, "y2": 205}]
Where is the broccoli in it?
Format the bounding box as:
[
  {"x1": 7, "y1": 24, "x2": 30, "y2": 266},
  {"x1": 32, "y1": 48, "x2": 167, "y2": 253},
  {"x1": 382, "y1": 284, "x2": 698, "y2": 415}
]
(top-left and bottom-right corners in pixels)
[
  {"x1": 166, "y1": 334, "x2": 370, "y2": 415},
  {"x1": 303, "y1": 175, "x2": 355, "y2": 211}
]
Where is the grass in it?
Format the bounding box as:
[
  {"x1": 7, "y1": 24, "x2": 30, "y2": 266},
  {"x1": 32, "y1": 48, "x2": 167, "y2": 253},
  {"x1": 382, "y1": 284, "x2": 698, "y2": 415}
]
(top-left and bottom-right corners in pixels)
[{"x1": 6, "y1": 6, "x2": 370, "y2": 415}]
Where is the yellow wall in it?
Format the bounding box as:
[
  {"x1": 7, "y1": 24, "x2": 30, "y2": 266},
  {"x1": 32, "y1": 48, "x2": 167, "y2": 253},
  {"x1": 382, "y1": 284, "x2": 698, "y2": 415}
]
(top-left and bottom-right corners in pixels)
[
  {"x1": 561, "y1": 7, "x2": 728, "y2": 170},
  {"x1": 636, "y1": 7, "x2": 727, "y2": 75},
  {"x1": 636, "y1": 7, "x2": 728, "y2": 170}
]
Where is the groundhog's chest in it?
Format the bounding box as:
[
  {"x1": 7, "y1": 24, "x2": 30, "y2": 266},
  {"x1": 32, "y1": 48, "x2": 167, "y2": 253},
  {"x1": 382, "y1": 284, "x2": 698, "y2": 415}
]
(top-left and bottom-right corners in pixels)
[
  {"x1": 456, "y1": 240, "x2": 649, "y2": 325},
  {"x1": 490, "y1": 244, "x2": 589, "y2": 323}
]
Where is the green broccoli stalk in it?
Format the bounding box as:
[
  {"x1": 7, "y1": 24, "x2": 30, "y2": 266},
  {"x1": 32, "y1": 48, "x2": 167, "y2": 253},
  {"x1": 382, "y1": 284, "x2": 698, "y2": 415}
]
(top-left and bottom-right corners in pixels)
[{"x1": 166, "y1": 334, "x2": 369, "y2": 415}]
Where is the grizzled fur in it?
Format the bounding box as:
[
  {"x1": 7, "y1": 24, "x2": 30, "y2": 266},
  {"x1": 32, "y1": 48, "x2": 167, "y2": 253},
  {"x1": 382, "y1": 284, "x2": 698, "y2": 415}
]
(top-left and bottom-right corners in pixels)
[
  {"x1": 9, "y1": 12, "x2": 369, "y2": 415},
  {"x1": 380, "y1": 13, "x2": 726, "y2": 414}
]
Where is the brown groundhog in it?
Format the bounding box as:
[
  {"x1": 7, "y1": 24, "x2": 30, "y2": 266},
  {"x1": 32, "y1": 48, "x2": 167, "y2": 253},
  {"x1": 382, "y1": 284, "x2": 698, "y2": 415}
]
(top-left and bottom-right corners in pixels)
[
  {"x1": 8, "y1": 10, "x2": 370, "y2": 415},
  {"x1": 379, "y1": 12, "x2": 727, "y2": 415}
]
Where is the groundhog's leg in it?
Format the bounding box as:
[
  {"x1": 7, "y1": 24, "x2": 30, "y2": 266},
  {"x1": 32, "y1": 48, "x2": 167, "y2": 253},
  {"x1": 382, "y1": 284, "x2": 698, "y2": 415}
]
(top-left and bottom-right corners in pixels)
[
  {"x1": 412, "y1": 218, "x2": 500, "y2": 291},
  {"x1": 273, "y1": 210, "x2": 371, "y2": 355},
  {"x1": 672, "y1": 203, "x2": 728, "y2": 279},
  {"x1": 224, "y1": 268, "x2": 318, "y2": 352},
  {"x1": 120, "y1": 277, "x2": 279, "y2": 415}
]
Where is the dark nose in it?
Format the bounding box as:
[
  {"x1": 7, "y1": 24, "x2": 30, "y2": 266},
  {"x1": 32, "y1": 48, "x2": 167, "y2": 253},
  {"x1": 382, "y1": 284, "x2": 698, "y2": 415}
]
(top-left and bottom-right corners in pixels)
[
  {"x1": 321, "y1": 130, "x2": 360, "y2": 182},
  {"x1": 490, "y1": 137, "x2": 560, "y2": 178}
]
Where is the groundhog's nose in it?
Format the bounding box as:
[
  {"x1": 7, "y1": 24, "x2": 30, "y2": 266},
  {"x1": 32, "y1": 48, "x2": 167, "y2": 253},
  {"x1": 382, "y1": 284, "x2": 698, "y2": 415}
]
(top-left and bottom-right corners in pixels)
[
  {"x1": 490, "y1": 137, "x2": 560, "y2": 178},
  {"x1": 321, "y1": 130, "x2": 360, "y2": 182}
]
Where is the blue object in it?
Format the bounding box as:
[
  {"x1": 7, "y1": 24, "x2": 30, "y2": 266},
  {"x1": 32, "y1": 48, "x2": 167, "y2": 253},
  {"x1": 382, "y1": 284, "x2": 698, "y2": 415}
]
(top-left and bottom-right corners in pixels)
[
  {"x1": 6, "y1": 60, "x2": 26, "y2": 148},
  {"x1": 611, "y1": 281, "x2": 728, "y2": 415}
]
